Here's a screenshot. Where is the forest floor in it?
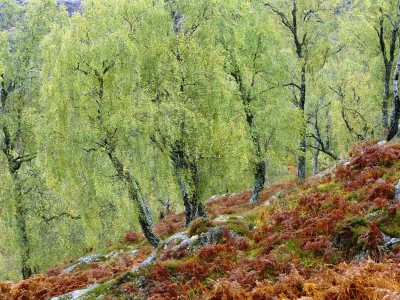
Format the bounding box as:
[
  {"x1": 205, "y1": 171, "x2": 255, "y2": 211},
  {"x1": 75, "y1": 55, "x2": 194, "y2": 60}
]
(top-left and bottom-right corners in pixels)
[{"x1": 2, "y1": 140, "x2": 400, "y2": 299}]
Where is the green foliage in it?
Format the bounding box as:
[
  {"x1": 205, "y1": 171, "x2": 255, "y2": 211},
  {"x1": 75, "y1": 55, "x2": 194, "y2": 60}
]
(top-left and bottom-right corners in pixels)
[{"x1": 2, "y1": 0, "x2": 400, "y2": 283}]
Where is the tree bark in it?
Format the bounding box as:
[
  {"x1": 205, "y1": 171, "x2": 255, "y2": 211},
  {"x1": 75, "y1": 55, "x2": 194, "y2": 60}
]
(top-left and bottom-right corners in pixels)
[
  {"x1": 135, "y1": 180, "x2": 153, "y2": 225},
  {"x1": 1, "y1": 81, "x2": 33, "y2": 279},
  {"x1": 106, "y1": 149, "x2": 161, "y2": 248},
  {"x1": 312, "y1": 141, "x2": 320, "y2": 176},
  {"x1": 170, "y1": 141, "x2": 206, "y2": 227},
  {"x1": 387, "y1": 50, "x2": 400, "y2": 141},
  {"x1": 249, "y1": 160, "x2": 266, "y2": 203},
  {"x1": 383, "y1": 63, "x2": 392, "y2": 130},
  {"x1": 12, "y1": 173, "x2": 32, "y2": 279},
  {"x1": 377, "y1": 17, "x2": 398, "y2": 133},
  {"x1": 230, "y1": 66, "x2": 267, "y2": 203},
  {"x1": 297, "y1": 64, "x2": 307, "y2": 181}
]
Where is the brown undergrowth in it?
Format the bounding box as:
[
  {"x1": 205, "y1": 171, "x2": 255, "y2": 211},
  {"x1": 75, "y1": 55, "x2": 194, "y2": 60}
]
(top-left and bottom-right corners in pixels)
[{"x1": 2, "y1": 141, "x2": 400, "y2": 299}]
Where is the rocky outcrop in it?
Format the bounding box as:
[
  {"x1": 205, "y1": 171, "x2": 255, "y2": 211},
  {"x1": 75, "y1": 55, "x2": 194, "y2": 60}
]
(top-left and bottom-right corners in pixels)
[{"x1": 51, "y1": 283, "x2": 99, "y2": 300}]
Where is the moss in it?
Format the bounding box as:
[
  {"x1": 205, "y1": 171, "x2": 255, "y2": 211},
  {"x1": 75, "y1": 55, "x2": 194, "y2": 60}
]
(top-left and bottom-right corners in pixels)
[
  {"x1": 382, "y1": 171, "x2": 400, "y2": 181},
  {"x1": 379, "y1": 211, "x2": 400, "y2": 238},
  {"x1": 161, "y1": 259, "x2": 181, "y2": 271},
  {"x1": 80, "y1": 280, "x2": 113, "y2": 299},
  {"x1": 365, "y1": 208, "x2": 385, "y2": 222},
  {"x1": 224, "y1": 217, "x2": 250, "y2": 237},
  {"x1": 300, "y1": 251, "x2": 326, "y2": 269},
  {"x1": 317, "y1": 182, "x2": 340, "y2": 193},
  {"x1": 334, "y1": 216, "x2": 370, "y2": 256},
  {"x1": 244, "y1": 213, "x2": 258, "y2": 223},
  {"x1": 188, "y1": 218, "x2": 214, "y2": 237},
  {"x1": 346, "y1": 191, "x2": 358, "y2": 202}
]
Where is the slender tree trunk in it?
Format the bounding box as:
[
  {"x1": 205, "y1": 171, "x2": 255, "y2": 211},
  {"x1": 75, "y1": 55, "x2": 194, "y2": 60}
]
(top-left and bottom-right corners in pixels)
[
  {"x1": 297, "y1": 64, "x2": 307, "y2": 181},
  {"x1": 387, "y1": 50, "x2": 400, "y2": 141},
  {"x1": 312, "y1": 141, "x2": 320, "y2": 176},
  {"x1": 135, "y1": 180, "x2": 153, "y2": 225},
  {"x1": 12, "y1": 172, "x2": 32, "y2": 279},
  {"x1": 106, "y1": 150, "x2": 161, "y2": 248},
  {"x1": 377, "y1": 20, "x2": 398, "y2": 134},
  {"x1": 383, "y1": 64, "x2": 391, "y2": 131}
]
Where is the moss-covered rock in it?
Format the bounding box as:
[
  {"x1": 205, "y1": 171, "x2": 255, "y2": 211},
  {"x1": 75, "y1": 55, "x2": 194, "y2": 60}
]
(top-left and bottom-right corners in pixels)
[{"x1": 188, "y1": 218, "x2": 214, "y2": 237}]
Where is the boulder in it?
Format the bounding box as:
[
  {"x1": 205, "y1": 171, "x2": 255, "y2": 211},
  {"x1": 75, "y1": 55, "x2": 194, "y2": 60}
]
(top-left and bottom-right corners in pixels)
[
  {"x1": 394, "y1": 180, "x2": 400, "y2": 202},
  {"x1": 64, "y1": 254, "x2": 107, "y2": 273}
]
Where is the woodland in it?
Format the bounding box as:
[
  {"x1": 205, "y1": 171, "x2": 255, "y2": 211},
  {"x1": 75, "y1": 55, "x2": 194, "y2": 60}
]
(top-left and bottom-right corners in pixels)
[{"x1": 1, "y1": 0, "x2": 400, "y2": 298}]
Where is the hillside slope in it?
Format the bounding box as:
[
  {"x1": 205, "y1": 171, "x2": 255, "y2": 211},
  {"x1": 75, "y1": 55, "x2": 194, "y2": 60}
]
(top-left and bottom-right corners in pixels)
[{"x1": 1, "y1": 140, "x2": 400, "y2": 299}]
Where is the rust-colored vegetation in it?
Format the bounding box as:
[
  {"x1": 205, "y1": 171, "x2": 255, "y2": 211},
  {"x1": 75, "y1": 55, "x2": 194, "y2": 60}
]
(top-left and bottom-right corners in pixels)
[{"x1": 2, "y1": 141, "x2": 400, "y2": 299}]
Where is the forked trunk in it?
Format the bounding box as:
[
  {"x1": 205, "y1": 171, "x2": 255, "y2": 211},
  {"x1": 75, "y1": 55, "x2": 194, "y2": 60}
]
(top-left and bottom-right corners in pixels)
[{"x1": 171, "y1": 143, "x2": 206, "y2": 227}]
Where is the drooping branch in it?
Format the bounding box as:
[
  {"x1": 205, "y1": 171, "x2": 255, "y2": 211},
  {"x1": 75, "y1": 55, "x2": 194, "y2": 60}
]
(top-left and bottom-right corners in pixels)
[{"x1": 40, "y1": 212, "x2": 81, "y2": 225}]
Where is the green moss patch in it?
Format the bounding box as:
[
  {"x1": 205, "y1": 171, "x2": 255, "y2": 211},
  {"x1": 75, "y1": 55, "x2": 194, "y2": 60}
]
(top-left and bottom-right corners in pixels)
[
  {"x1": 379, "y1": 211, "x2": 400, "y2": 238},
  {"x1": 188, "y1": 218, "x2": 214, "y2": 237}
]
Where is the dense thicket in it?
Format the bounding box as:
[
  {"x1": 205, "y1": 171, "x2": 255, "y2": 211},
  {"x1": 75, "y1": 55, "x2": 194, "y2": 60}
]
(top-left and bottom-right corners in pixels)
[{"x1": 0, "y1": 0, "x2": 398, "y2": 279}]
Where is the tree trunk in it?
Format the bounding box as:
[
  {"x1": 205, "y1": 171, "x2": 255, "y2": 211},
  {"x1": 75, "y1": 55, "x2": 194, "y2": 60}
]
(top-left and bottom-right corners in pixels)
[
  {"x1": 1, "y1": 104, "x2": 33, "y2": 279},
  {"x1": 106, "y1": 151, "x2": 161, "y2": 248},
  {"x1": 249, "y1": 160, "x2": 266, "y2": 204},
  {"x1": 12, "y1": 172, "x2": 32, "y2": 279},
  {"x1": 383, "y1": 64, "x2": 391, "y2": 131},
  {"x1": 230, "y1": 67, "x2": 267, "y2": 203},
  {"x1": 312, "y1": 141, "x2": 320, "y2": 176},
  {"x1": 387, "y1": 50, "x2": 400, "y2": 141},
  {"x1": 297, "y1": 64, "x2": 307, "y2": 181},
  {"x1": 170, "y1": 142, "x2": 206, "y2": 227},
  {"x1": 377, "y1": 19, "x2": 398, "y2": 134},
  {"x1": 135, "y1": 180, "x2": 153, "y2": 225}
]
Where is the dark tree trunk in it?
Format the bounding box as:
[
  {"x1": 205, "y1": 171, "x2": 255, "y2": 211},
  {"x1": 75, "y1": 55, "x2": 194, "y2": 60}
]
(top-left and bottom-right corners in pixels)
[
  {"x1": 297, "y1": 64, "x2": 307, "y2": 181},
  {"x1": 249, "y1": 160, "x2": 266, "y2": 204},
  {"x1": 230, "y1": 66, "x2": 267, "y2": 203},
  {"x1": 383, "y1": 64, "x2": 392, "y2": 130},
  {"x1": 135, "y1": 180, "x2": 153, "y2": 225},
  {"x1": 377, "y1": 18, "x2": 398, "y2": 133},
  {"x1": 12, "y1": 173, "x2": 32, "y2": 280},
  {"x1": 387, "y1": 50, "x2": 400, "y2": 141},
  {"x1": 106, "y1": 150, "x2": 161, "y2": 248},
  {"x1": 170, "y1": 141, "x2": 206, "y2": 227},
  {"x1": 1, "y1": 80, "x2": 33, "y2": 279}
]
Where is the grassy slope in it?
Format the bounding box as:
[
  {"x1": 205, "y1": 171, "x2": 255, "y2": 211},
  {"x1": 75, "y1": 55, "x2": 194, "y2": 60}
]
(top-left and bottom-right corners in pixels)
[{"x1": 2, "y1": 140, "x2": 400, "y2": 299}]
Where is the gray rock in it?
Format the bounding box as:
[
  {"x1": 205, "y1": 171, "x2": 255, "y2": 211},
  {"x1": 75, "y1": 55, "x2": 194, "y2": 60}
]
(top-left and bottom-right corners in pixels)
[
  {"x1": 64, "y1": 254, "x2": 106, "y2": 273},
  {"x1": 205, "y1": 194, "x2": 229, "y2": 204},
  {"x1": 197, "y1": 226, "x2": 224, "y2": 246},
  {"x1": 394, "y1": 180, "x2": 400, "y2": 202},
  {"x1": 163, "y1": 232, "x2": 190, "y2": 249},
  {"x1": 126, "y1": 249, "x2": 139, "y2": 257},
  {"x1": 51, "y1": 283, "x2": 99, "y2": 300},
  {"x1": 133, "y1": 251, "x2": 157, "y2": 271},
  {"x1": 105, "y1": 250, "x2": 123, "y2": 259},
  {"x1": 214, "y1": 215, "x2": 244, "y2": 222},
  {"x1": 314, "y1": 159, "x2": 347, "y2": 178},
  {"x1": 382, "y1": 232, "x2": 400, "y2": 250},
  {"x1": 378, "y1": 140, "x2": 387, "y2": 146}
]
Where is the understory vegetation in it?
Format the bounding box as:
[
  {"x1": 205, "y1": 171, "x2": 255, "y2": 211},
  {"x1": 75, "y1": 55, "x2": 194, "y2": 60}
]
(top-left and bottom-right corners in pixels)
[{"x1": 1, "y1": 141, "x2": 400, "y2": 299}]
